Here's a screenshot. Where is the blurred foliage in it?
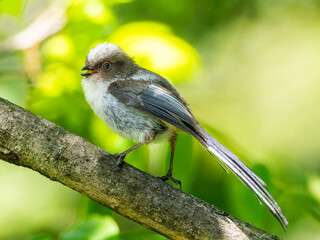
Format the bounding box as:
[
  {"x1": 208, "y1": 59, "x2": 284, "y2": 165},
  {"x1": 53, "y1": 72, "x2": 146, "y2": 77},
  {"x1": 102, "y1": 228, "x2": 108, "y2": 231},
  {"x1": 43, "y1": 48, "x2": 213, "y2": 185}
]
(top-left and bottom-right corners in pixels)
[
  {"x1": 59, "y1": 215, "x2": 119, "y2": 240},
  {"x1": 0, "y1": 0, "x2": 320, "y2": 239}
]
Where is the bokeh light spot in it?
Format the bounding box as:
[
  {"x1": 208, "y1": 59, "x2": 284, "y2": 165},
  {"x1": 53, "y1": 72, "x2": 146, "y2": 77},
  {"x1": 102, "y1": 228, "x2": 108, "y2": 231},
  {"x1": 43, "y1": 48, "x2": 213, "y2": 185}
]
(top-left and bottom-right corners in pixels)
[
  {"x1": 308, "y1": 175, "x2": 320, "y2": 204},
  {"x1": 42, "y1": 34, "x2": 74, "y2": 59},
  {"x1": 83, "y1": 0, "x2": 112, "y2": 24},
  {"x1": 38, "y1": 64, "x2": 77, "y2": 97},
  {"x1": 109, "y1": 21, "x2": 200, "y2": 82}
]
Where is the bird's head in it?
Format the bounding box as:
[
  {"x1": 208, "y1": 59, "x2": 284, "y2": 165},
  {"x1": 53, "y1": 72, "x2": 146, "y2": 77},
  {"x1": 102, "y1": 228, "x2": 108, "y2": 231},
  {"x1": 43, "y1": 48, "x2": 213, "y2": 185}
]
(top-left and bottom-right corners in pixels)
[{"x1": 81, "y1": 42, "x2": 136, "y2": 81}]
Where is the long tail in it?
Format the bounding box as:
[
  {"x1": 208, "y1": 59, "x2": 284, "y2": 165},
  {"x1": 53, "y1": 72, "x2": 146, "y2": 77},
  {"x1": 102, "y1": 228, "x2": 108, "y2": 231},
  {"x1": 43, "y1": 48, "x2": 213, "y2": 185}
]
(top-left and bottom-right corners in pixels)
[{"x1": 197, "y1": 127, "x2": 288, "y2": 230}]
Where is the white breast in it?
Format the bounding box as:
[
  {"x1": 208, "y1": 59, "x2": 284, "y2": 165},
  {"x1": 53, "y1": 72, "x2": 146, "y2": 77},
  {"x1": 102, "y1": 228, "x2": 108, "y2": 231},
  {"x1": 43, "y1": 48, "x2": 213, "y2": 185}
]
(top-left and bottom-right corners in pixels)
[
  {"x1": 81, "y1": 78, "x2": 109, "y2": 119},
  {"x1": 81, "y1": 78, "x2": 169, "y2": 143}
]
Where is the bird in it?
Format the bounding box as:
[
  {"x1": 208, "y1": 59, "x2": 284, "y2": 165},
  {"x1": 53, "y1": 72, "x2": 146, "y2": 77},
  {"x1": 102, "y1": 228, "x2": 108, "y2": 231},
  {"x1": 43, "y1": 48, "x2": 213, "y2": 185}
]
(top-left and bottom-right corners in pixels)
[{"x1": 80, "y1": 42, "x2": 288, "y2": 229}]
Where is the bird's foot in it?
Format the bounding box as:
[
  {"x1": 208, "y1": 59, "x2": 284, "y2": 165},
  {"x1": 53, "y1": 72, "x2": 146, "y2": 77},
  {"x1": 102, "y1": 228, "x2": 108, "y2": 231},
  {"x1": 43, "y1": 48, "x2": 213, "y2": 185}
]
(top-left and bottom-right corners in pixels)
[
  {"x1": 112, "y1": 153, "x2": 126, "y2": 170},
  {"x1": 159, "y1": 175, "x2": 182, "y2": 189}
]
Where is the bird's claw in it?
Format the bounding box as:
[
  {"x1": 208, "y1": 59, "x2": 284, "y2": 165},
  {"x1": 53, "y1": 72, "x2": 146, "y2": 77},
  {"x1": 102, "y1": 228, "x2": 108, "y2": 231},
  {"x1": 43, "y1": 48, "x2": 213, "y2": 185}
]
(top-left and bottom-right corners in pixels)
[
  {"x1": 159, "y1": 175, "x2": 182, "y2": 189},
  {"x1": 112, "y1": 153, "x2": 126, "y2": 170}
]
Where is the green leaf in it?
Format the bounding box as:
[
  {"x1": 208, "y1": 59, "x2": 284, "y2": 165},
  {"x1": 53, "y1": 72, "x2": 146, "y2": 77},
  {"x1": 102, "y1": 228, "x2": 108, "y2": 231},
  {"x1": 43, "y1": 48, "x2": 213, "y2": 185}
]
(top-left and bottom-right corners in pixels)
[{"x1": 60, "y1": 215, "x2": 119, "y2": 240}]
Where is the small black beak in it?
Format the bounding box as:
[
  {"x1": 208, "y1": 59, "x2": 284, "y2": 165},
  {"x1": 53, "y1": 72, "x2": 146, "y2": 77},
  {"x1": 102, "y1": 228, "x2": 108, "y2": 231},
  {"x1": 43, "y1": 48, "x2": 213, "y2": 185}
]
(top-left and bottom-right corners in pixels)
[
  {"x1": 81, "y1": 65, "x2": 97, "y2": 76},
  {"x1": 81, "y1": 65, "x2": 92, "y2": 71}
]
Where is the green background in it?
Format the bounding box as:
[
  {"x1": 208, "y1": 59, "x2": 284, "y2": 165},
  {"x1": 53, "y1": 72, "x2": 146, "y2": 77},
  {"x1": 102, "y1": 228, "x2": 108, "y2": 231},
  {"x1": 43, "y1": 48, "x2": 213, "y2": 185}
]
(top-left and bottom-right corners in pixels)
[{"x1": 0, "y1": 0, "x2": 319, "y2": 239}]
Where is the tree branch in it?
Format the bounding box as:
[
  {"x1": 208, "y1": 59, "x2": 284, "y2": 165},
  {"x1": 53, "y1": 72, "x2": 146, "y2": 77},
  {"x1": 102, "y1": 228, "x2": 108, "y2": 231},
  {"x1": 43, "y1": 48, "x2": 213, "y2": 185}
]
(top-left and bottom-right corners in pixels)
[{"x1": 0, "y1": 97, "x2": 280, "y2": 240}]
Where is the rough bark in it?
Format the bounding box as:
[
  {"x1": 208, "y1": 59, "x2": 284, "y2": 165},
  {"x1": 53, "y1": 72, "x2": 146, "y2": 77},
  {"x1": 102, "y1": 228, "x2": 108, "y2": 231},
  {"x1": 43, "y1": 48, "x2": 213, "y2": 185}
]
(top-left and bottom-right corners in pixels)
[{"x1": 0, "y1": 97, "x2": 280, "y2": 240}]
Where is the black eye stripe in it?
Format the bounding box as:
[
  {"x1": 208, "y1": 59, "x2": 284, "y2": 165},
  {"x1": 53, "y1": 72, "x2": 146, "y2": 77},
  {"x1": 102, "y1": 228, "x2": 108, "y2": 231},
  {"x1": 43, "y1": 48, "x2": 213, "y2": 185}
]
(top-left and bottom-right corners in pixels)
[{"x1": 102, "y1": 62, "x2": 111, "y2": 71}]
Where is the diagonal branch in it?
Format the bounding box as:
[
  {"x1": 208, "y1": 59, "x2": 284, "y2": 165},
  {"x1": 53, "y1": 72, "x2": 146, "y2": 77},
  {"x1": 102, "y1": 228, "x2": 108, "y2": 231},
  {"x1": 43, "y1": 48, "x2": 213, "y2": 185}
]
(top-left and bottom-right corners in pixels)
[{"x1": 0, "y1": 97, "x2": 280, "y2": 240}]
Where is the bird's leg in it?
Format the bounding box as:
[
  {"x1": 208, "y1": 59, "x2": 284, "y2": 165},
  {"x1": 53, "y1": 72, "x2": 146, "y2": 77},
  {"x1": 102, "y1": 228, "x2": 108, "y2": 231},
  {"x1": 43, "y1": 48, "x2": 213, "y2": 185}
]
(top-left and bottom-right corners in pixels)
[
  {"x1": 113, "y1": 141, "x2": 145, "y2": 170},
  {"x1": 159, "y1": 134, "x2": 182, "y2": 189}
]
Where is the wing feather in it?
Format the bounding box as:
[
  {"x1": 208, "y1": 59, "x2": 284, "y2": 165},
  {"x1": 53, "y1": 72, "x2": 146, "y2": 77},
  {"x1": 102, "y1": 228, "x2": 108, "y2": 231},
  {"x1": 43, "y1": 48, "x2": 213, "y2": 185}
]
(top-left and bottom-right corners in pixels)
[{"x1": 109, "y1": 80, "x2": 200, "y2": 138}]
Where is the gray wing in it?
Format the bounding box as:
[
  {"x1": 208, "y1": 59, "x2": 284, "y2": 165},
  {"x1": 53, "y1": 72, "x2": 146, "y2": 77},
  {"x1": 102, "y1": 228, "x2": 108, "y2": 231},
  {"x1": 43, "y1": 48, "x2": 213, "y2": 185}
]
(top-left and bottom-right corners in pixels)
[{"x1": 108, "y1": 80, "x2": 203, "y2": 139}]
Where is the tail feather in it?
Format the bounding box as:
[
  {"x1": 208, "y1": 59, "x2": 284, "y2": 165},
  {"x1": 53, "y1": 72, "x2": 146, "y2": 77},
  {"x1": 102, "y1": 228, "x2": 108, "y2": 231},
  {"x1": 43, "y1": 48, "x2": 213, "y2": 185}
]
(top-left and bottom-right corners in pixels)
[{"x1": 199, "y1": 129, "x2": 288, "y2": 230}]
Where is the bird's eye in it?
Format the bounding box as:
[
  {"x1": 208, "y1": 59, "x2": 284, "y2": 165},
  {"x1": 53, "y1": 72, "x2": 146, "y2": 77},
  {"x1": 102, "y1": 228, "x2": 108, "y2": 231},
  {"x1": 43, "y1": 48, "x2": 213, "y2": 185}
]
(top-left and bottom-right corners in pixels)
[{"x1": 102, "y1": 62, "x2": 111, "y2": 71}]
